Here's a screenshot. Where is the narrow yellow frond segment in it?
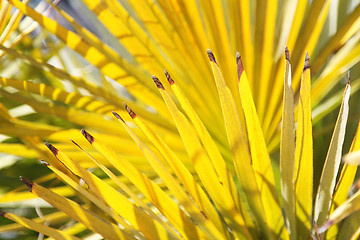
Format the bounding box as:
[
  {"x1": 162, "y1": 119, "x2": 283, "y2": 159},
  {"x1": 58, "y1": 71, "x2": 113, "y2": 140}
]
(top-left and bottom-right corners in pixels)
[
  {"x1": 312, "y1": 39, "x2": 360, "y2": 107},
  {"x1": 81, "y1": 130, "x2": 205, "y2": 240},
  {"x1": 0, "y1": 211, "x2": 81, "y2": 240},
  {"x1": 280, "y1": 48, "x2": 297, "y2": 239},
  {"x1": 208, "y1": 50, "x2": 271, "y2": 239},
  {"x1": 314, "y1": 80, "x2": 351, "y2": 226},
  {"x1": 19, "y1": 177, "x2": 135, "y2": 240},
  {"x1": 261, "y1": 56, "x2": 285, "y2": 146},
  {"x1": 285, "y1": 1, "x2": 308, "y2": 53},
  {"x1": 256, "y1": 0, "x2": 277, "y2": 122},
  {"x1": 153, "y1": 75, "x2": 254, "y2": 239},
  {"x1": 274, "y1": 0, "x2": 298, "y2": 59},
  {"x1": 197, "y1": 0, "x2": 237, "y2": 103},
  {"x1": 122, "y1": 106, "x2": 231, "y2": 238},
  {"x1": 45, "y1": 142, "x2": 179, "y2": 240},
  {"x1": 291, "y1": 0, "x2": 331, "y2": 91},
  {"x1": 294, "y1": 53, "x2": 313, "y2": 238},
  {"x1": 0, "y1": 77, "x2": 115, "y2": 114},
  {"x1": 334, "y1": 120, "x2": 360, "y2": 199},
  {"x1": 237, "y1": 53, "x2": 283, "y2": 236},
  {"x1": 0, "y1": 211, "x2": 67, "y2": 233},
  {"x1": 262, "y1": 0, "x2": 301, "y2": 140},
  {"x1": 228, "y1": 0, "x2": 253, "y2": 86},
  {"x1": 52, "y1": 222, "x2": 87, "y2": 239},
  {"x1": 327, "y1": 120, "x2": 360, "y2": 238},
  {"x1": 0, "y1": 185, "x2": 75, "y2": 204},
  {"x1": 312, "y1": 4, "x2": 360, "y2": 73}
]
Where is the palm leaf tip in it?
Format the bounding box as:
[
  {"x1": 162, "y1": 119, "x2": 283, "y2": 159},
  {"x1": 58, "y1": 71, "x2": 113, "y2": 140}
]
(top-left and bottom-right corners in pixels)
[
  {"x1": 285, "y1": 47, "x2": 290, "y2": 61},
  {"x1": 112, "y1": 111, "x2": 124, "y2": 122},
  {"x1": 81, "y1": 129, "x2": 94, "y2": 144},
  {"x1": 0, "y1": 210, "x2": 6, "y2": 217},
  {"x1": 207, "y1": 49, "x2": 218, "y2": 65},
  {"x1": 152, "y1": 75, "x2": 165, "y2": 89},
  {"x1": 236, "y1": 52, "x2": 244, "y2": 79},
  {"x1": 19, "y1": 176, "x2": 34, "y2": 192},
  {"x1": 124, "y1": 103, "x2": 136, "y2": 119},
  {"x1": 164, "y1": 69, "x2": 175, "y2": 85},
  {"x1": 40, "y1": 160, "x2": 50, "y2": 166},
  {"x1": 70, "y1": 140, "x2": 81, "y2": 148},
  {"x1": 45, "y1": 142, "x2": 58, "y2": 155},
  {"x1": 304, "y1": 52, "x2": 310, "y2": 71}
]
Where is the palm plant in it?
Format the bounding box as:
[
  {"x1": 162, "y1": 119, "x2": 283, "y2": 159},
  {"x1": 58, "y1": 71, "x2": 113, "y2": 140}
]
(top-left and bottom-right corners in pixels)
[{"x1": 1, "y1": 0, "x2": 360, "y2": 239}]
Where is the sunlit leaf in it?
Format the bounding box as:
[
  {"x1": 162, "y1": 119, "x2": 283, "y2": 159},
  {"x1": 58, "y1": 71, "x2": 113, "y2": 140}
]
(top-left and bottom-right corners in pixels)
[
  {"x1": 280, "y1": 47, "x2": 297, "y2": 239},
  {"x1": 294, "y1": 53, "x2": 313, "y2": 238},
  {"x1": 314, "y1": 75, "x2": 351, "y2": 226}
]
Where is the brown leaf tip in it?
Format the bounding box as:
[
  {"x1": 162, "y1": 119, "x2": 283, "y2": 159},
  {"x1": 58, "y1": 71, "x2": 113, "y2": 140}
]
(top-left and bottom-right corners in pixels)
[
  {"x1": 81, "y1": 129, "x2": 94, "y2": 144},
  {"x1": 164, "y1": 69, "x2": 175, "y2": 85},
  {"x1": 152, "y1": 75, "x2": 165, "y2": 90},
  {"x1": 20, "y1": 176, "x2": 34, "y2": 192},
  {"x1": 40, "y1": 160, "x2": 50, "y2": 166},
  {"x1": 200, "y1": 211, "x2": 208, "y2": 220},
  {"x1": 236, "y1": 52, "x2": 244, "y2": 79},
  {"x1": 303, "y1": 52, "x2": 310, "y2": 71},
  {"x1": 207, "y1": 49, "x2": 218, "y2": 65},
  {"x1": 347, "y1": 70, "x2": 351, "y2": 84},
  {"x1": 112, "y1": 111, "x2": 125, "y2": 122},
  {"x1": 45, "y1": 142, "x2": 58, "y2": 156},
  {"x1": 71, "y1": 140, "x2": 84, "y2": 150},
  {"x1": 124, "y1": 103, "x2": 136, "y2": 119},
  {"x1": 285, "y1": 47, "x2": 290, "y2": 61},
  {"x1": 0, "y1": 210, "x2": 6, "y2": 217}
]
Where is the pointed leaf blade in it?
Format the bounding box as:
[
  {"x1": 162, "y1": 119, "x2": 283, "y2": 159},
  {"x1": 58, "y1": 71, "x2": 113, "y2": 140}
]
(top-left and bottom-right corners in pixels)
[{"x1": 314, "y1": 79, "x2": 351, "y2": 225}]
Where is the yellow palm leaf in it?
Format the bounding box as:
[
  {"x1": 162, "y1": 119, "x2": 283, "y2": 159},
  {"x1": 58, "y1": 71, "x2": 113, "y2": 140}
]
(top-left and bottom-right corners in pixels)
[
  {"x1": 314, "y1": 77, "x2": 351, "y2": 226},
  {"x1": 294, "y1": 53, "x2": 314, "y2": 238}
]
